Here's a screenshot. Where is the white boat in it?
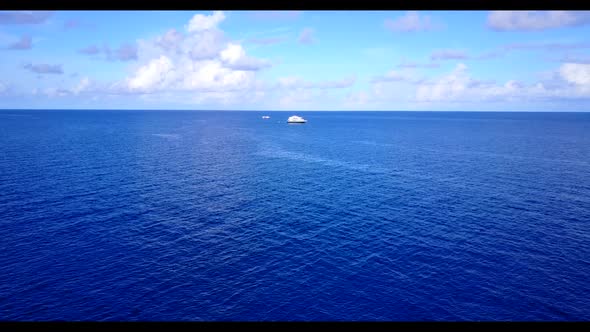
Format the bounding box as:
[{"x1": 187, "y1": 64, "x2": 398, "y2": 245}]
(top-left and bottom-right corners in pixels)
[
  {"x1": 262, "y1": 115, "x2": 270, "y2": 119},
  {"x1": 287, "y1": 115, "x2": 307, "y2": 123}
]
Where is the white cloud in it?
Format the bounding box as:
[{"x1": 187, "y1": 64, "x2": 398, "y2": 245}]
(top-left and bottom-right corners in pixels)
[
  {"x1": 184, "y1": 29, "x2": 226, "y2": 60},
  {"x1": 415, "y1": 63, "x2": 470, "y2": 102},
  {"x1": 123, "y1": 53, "x2": 258, "y2": 96},
  {"x1": 384, "y1": 11, "x2": 434, "y2": 32},
  {"x1": 488, "y1": 11, "x2": 590, "y2": 31},
  {"x1": 560, "y1": 63, "x2": 590, "y2": 94},
  {"x1": 186, "y1": 11, "x2": 225, "y2": 33},
  {"x1": 116, "y1": 10, "x2": 271, "y2": 104},
  {"x1": 127, "y1": 55, "x2": 174, "y2": 92},
  {"x1": 413, "y1": 63, "x2": 590, "y2": 103},
  {"x1": 353, "y1": 62, "x2": 590, "y2": 109},
  {"x1": 181, "y1": 60, "x2": 253, "y2": 91},
  {"x1": 220, "y1": 43, "x2": 271, "y2": 71},
  {"x1": 220, "y1": 43, "x2": 244, "y2": 63}
]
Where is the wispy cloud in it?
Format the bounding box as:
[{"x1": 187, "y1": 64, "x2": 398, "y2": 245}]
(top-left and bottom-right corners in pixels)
[
  {"x1": 298, "y1": 28, "x2": 316, "y2": 45},
  {"x1": 41, "y1": 87, "x2": 71, "y2": 97},
  {"x1": 475, "y1": 51, "x2": 504, "y2": 60},
  {"x1": 277, "y1": 76, "x2": 355, "y2": 89},
  {"x1": 155, "y1": 29, "x2": 184, "y2": 51},
  {"x1": 23, "y1": 63, "x2": 63, "y2": 74},
  {"x1": 0, "y1": 11, "x2": 53, "y2": 25},
  {"x1": 345, "y1": 91, "x2": 370, "y2": 106},
  {"x1": 64, "y1": 19, "x2": 81, "y2": 29},
  {"x1": 247, "y1": 36, "x2": 287, "y2": 45},
  {"x1": 79, "y1": 45, "x2": 101, "y2": 55},
  {"x1": 3, "y1": 35, "x2": 32, "y2": 50},
  {"x1": 247, "y1": 11, "x2": 302, "y2": 20},
  {"x1": 384, "y1": 11, "x2": 438, "y2": 32},
  {"x1": 0, "y1": 81, "x2": 8, "y2": 94},
  {"x1": 474, "y1": 41, "x2": 590, "y2": 61},
  {"x1": 72, "y1": 77, "x2": 91, "y2": 95},
  {"x1": 558, "y1": 54, "x2": 590, "y2": 64},
  {"x1": 371, "y1": 70, "x2": 423, "y2": 84},
  {"x1": 63, "y1": 19, "x2": 94, "y2": 30},
  {"x1": 397, "y1": 61, "x2": 440, "y2": 69},
  {"x1": 78, "y1": 43, "x2": 138, "y2": 61},
  {"x1": 427, "y1": 42, "x2": 590, "y2": 63},
  {"x1": 430, "y1": 49, "x2": 469, "y2": 61},
  {"x1": 362, "y1": 47, "x2": 397, "y2": 60},
  {"x1": 317, "y1": 77, "x2": 356, "y2": 89},
  {"x1": 488, "y1": 11, "x2": 590, "y2": 31},
  {"x1": 32, "y1": 78, "x2": 97, "y2": 98},
  {"x1": 502, "y1": 41, "x2": 590, "y2": 51},
  {"x1": 106, "y1": 43, "x2": 138, "y2": 61}
]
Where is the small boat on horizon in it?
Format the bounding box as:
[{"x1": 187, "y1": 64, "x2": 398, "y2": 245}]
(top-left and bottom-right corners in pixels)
[
  {"x1": 262, "y1": 115, "x2": 270, "y2": 119},
  {"x1": 287, "y1": 115, "x2": 307, "y2": 124}
]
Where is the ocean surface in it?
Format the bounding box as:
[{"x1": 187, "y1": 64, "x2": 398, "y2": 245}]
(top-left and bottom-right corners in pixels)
[{"x1": 0, "y1": 110, "x2": 589, "y2": 321}]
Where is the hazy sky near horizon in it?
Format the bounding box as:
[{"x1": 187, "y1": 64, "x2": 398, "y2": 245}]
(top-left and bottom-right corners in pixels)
[{"x1": 1, "y1": 10, "x2": 590, "y2": 111}]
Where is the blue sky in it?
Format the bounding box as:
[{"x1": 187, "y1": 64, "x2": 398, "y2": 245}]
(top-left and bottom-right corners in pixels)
[{"x1": 1, "y1": 10, "x2": 590, "y2": 111}]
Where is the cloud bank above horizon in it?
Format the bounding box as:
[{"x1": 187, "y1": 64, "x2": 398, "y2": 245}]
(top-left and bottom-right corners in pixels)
[{"x1": 1, "y1": 10, "x2": 590, "y2": 111}]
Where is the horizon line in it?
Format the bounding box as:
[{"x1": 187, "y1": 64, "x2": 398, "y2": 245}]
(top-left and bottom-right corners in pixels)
[{"x1": 1, "y1": 108, "x2": 590, "y2": 113}]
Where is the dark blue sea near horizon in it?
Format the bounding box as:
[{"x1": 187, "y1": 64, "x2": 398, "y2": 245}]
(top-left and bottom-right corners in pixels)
[{"x1": 1, "y1": 110, "x2": 589, "y2": 321}]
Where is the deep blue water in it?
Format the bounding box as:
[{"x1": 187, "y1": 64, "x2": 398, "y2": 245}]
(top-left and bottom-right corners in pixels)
[{"x1": 1, "y1": 110, "x2": 589, "y2": 321}]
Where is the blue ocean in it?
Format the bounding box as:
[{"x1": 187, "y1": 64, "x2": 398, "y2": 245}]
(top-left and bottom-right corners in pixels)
[{"x1": 0, "y1": 110, "x2": 589, "y2": 321}]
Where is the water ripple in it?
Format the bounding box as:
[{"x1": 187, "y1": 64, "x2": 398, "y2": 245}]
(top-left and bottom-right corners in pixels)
[{"x1": 0, "y1": 110, "x2": 589, "y2": 321}]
